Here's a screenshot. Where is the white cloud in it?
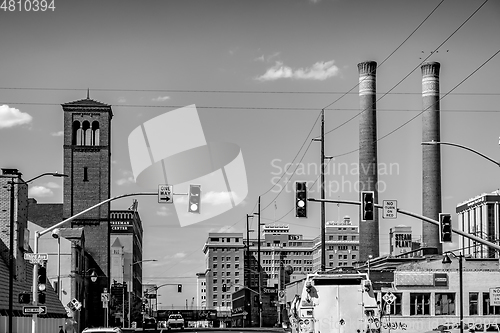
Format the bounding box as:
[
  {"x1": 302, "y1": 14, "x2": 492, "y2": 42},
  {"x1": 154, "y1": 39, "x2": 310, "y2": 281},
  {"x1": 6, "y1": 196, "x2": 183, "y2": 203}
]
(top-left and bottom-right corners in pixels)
[
  {"x1": 256, "y1": 60, "x2": 340, "y2": 81},
  {"x1": 0, "y1": 105, "x2": 32, "y2": 129},
  {"x1": 202, "y1": 191, "x2": 241, "y2": 206},
  {"x1": 51, "y1": 131, "x2": 63, "y2": 137},
  {"x1": 118, "y1": 97, "x2": 127, "y2": 103},
  {"x1": 152, "y1": 96, "x2": 170, "y2": 102},
  {"x1": 116, "y1": 170, "x2": 135, "y2": 185},
  {"x1": 157, "y1": 206, "x2": 172, "y2": 216},
  {"x1": 44, "y1": 182, "x2": 61, "y2": 189},
  {"x1": 28, "y1": 186, "x2": 53, "y2": 198},
  {"x1": 254, "y1": 52, "x2": 280, "y2": 63}
]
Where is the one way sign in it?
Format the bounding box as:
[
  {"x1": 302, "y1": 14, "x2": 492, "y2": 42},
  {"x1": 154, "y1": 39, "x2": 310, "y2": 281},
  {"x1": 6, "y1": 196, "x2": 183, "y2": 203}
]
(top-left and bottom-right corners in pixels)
[
  {"x1": 158, "y1": 184, "x2": 173, "y2": 203},
  {"x1": 23, "y1": 306, "x2": 47, "y2": 315}
]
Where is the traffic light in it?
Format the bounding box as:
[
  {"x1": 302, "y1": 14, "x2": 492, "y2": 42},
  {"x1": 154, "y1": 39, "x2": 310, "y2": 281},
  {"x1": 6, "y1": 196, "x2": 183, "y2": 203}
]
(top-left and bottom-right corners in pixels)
[
  {"x1": 37, "y1": 264, "x2": 47, "y2": 291},
  {"x1": 177, "y1": 284, "x2": 182, "y2": 293},
  {"x1": 295, "y1": 181, "x2": 307, "y2": 218},
  {"x1": 18, "y1": 292, "x2": 30, "y2": 304},
  {"x1": 439, "y1": 213, "x2": 452, "y2": 243},
  {"x1": 361, "y1": 191, "x2": 375, "y2": 221},
  {"x1": 188, "y1": 184, "x2": 201, "y2": 213},
  {"x1": 38, "y1": 292, "x2": 46, "y2": 304},
  {"x1": 222, "y1": 284, "x2": 227, "y2": 292}
]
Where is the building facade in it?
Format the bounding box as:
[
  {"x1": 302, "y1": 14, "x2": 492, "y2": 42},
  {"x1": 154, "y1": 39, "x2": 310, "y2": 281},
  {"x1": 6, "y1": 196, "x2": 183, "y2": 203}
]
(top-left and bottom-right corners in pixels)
[
  {"x1": 378, "y1": 257, "x2": 500, "y2": 333},
  {"x1": 389, "y1": 225, "x2": 413, "y2": 257},
  {"x1": 312, "y1": 217, "x2": 360, "y2": 271},
  {"x1": 456, "y1": 192, "x2": 500, "y2": 259}
]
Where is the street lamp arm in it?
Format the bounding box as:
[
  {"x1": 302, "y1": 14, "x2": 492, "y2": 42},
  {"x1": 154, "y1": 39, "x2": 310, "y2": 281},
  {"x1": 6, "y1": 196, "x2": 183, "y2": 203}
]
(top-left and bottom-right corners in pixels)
[
  {"x1": 422, "y1": 141, "x2": 500, "y2": 167},
  {"x1": 23, "y1": 172, "x2": 69, "y2": 184},
  {"x1": 38, "y1": 192, "x2": 156, "y2": 237}
]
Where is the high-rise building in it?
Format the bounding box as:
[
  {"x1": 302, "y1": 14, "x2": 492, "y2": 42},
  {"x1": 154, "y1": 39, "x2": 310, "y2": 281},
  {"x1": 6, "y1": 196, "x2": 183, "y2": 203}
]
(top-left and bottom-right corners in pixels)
[
  {"x1": 313, "y1": 216, "x2": 360, "y2": 271},
  {"x1": 456, "y1": 191, "x2": 500, "y2": 258},
  {"x1": 202, "y1": 233, "x2": 245, "y2": 312}
]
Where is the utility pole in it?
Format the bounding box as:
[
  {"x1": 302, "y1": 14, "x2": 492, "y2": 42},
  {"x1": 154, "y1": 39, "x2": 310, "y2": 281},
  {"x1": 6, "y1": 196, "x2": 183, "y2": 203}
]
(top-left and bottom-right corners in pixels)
[
  {"x1": 313, "y1": 110, "x2": 328, "y2": 272},
  {"x1": 257, "y1": 196, "x2": 262, "y2": 328},
  {"x1": 320, "y1": 109, "x2": 326, "y2": 272}
]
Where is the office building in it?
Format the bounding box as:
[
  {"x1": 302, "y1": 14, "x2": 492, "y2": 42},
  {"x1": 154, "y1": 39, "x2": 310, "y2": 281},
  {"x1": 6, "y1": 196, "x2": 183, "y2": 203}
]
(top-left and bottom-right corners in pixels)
[{"x1": 456, "y1": 191, "x2": 500, "y2": 259}]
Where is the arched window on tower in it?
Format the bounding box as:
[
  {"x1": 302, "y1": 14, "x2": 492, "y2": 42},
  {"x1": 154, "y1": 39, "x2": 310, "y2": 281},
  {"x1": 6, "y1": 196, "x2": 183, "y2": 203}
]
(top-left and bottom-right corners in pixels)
[
  {"x1": 72, "y1": 121, "x2": 81, "y2": 145},
  {"x1": 82, "y1": 121, "x2": 91, "y2": 146},
  {"x1": 91, "y1": 121, "x2": 100, "y2": 146}
]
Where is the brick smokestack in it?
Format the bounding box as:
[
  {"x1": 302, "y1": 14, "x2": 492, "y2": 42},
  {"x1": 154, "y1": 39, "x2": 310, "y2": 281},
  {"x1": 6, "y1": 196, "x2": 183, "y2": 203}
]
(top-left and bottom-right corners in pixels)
[
  {"x1": 358, "y1": 61, "x2": 380, "y2": 262},
  {"x1": 421, "y1": 61, "x2": 442, "y2": 254}
]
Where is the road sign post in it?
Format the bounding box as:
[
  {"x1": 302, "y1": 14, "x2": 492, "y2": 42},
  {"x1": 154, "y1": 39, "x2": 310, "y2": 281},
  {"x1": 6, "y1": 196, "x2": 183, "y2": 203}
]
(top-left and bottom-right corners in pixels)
[
  {"x1": 23, "y1": 306, "x2": 47, "y2": 315},
  {"x1": 158, "y1": 184, "x2": 173, "y2": 203},
  {"x1": 383, "y1": 200, "x2": 397, "y2": 219}
]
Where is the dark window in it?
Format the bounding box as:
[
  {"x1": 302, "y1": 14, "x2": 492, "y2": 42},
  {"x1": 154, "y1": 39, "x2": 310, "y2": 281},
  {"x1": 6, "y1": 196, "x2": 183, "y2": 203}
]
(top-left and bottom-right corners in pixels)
[
  {"x1": 83, "y1": 167, "x2": 88, "y2": 182},
  {"x1": 410, "y1": 293, "x2": 431, "y2": 315},
  {"x1": 435, "y1": 293, "x2": 456, "y2": 315},
  {"x1": 483, "y1": 292, "x2": 500, "y2": 315},
  {"x1": 469, "y1": 292, "x2": 479, "y2": 315}
]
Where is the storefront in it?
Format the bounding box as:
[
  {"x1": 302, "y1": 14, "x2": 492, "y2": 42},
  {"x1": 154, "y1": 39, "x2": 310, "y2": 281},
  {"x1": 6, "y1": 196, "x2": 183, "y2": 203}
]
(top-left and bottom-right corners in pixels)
[{"x1": 376, "y1": 257, "x2": 500, "y2": 333}]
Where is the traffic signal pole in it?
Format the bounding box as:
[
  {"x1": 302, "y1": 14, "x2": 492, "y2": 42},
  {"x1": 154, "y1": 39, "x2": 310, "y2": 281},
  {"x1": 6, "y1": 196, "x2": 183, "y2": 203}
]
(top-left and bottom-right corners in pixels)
[
  {"x1": 320, "y1": 110, "x2": 326, "y2": 272},
  {"x1": 31, "y1": 192, "x2": 157, "y2": 333},
  {"x1": 308, "y1": 198, "x2": 500, "y2": 252}
]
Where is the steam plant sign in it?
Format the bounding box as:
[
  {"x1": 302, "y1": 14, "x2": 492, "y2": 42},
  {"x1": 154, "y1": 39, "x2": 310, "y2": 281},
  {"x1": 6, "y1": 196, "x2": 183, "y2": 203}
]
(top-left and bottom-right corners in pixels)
[
  {"x1": 383, "y1": 200, "x2": 397, "y2": 219},
  {"x1": 490, "y1": 287, "x2": 500, "y2": 306}
]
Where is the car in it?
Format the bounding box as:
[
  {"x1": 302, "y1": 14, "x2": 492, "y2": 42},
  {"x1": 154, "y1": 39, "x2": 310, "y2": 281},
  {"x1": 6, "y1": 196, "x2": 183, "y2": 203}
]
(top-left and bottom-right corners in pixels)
[
  {"x1": 165, "y1": 313, "x2": 185, "y2": 330},
  {"x1": 143, "y1": 317, "x2": 158, "y2": 331},
  {"x1": 81, "y1": 328, "x2": 123, "y2": 333}
]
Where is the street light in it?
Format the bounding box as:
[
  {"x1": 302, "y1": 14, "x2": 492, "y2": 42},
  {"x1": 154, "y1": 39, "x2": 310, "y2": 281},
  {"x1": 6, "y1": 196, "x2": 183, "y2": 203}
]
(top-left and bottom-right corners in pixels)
[
  {"x1": 421, "y1": 141, "x2": 500, "y2": 167},
  {"x1": 253, "y1": 197, "x2": 263, "y2": 328},
  {"x1": 442, "y1": 252, "x2": 464, "y2": 333},
  {"x1": 51, "y1": 229, "x2": 62, "y2": 300},
  {"x1": 1, "y1": 169, "x2": 68, "y2": 333},
  {"x1": 128, "y1": 259, "x2": 157, "y2": 328}
]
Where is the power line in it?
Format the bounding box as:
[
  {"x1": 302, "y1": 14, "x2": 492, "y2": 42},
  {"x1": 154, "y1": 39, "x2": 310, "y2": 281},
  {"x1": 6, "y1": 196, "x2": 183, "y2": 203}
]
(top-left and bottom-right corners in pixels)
[
  {"x1": 328, "y1": 48, "x2": 500, "y2": 160},
  {"x1": 324, "y1": 0, "x2": 490, "y2": 136},
  {"x1": 1, "y1": 86, "x2": 499, "y2": 96},
  {"x1": 322, "y1": 0, "x2": 446, "y2": 111}
]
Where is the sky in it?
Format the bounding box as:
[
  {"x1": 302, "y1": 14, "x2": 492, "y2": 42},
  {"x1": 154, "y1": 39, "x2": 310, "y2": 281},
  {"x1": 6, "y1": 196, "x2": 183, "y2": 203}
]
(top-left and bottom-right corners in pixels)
[{"x1": 1, "y1": 0, "x2": 499, "y2": 309}]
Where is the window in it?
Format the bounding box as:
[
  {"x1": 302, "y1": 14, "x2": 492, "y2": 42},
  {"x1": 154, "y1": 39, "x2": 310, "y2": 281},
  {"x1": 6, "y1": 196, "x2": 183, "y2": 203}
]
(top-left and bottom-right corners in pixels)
[
  {"x1": 213, "y1": 286, "x2": 217, "y2": 291},
  {"x1": 410, "y1": 293, "x2": 431, "y2": 315},
  {"x1": 213, "y1": 279, "x2": 217, "y2": 284},
  {"x1": 213, "y1": 256, "x2": 217, "y2": 261},
  {"x1": 235, "y1": 264, "x2": 239, "y2": 269},
  {"x1": 483, "y1": 292, "x2": 500, "y2": 315},
  {"x1": 235, "y1": 256, "x2": 239, "y2": 261},
  {"x1": 435, "y1": 293, "x2": 456, "y2": 315},
  {"x1": 381, "y1": 292, "x2": 402, "y2": 316},
  {"x1": 83, "y1": 167, "x2": 89, "y2": 182},
  {"x1": 213, "y1": 264, "x2": 217, "y2": 269},
  {"x1": 469, "y1": 292, "x2": 479, "y2": 315},
  {"x1": 213, "y1": 301, "x2": 217, "y2": 306},
  {"x1": 352, "y1": 255, "x2": 357, "y2": 260},
  {"x1": 226, "y1": 264, "x2": 231, "y2": 268}
]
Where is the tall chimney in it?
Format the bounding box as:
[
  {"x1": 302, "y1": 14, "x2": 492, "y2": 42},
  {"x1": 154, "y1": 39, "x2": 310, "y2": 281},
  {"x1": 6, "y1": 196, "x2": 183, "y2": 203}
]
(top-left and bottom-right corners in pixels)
[
  {"x1": 421, "y1": 61, "x2": 442, "y2": 254},
  {"x1": 358, "y1": 61, "x2": 380, "y2": 262}
]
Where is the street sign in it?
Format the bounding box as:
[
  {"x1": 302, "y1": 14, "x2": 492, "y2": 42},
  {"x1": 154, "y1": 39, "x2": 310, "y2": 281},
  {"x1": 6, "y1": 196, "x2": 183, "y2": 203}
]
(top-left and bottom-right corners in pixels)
[
  {"x1": 23, "y1": 306, "x2": 47, "y2": 315},
  {"x1": 383, "y1": 200, "x2": 397, "y2": 219},
  {"x1": 490, "y1": 287, "x2": 500, "y2": 306},
  {"x1": 67, "y1": 298, "x2": 82, "y2": 311},
  {"x1": 24, "y1": 253, "x2": 48, "y2": 261},
  {"x1": 385, "y1": 304, "x2": 391, "y2": 315},
  {"x1": 383, "y1": 292, "x2": 396, "y2": 304},
  {"x1": 158, "y1": 184, "x2": 173, "y2": 203},
  {"x1": 278, "y1": 290, "x2": 286, "y2": 304},
  {"x1": 101, "y1": 292, "x2": 109, "y2": 303}
]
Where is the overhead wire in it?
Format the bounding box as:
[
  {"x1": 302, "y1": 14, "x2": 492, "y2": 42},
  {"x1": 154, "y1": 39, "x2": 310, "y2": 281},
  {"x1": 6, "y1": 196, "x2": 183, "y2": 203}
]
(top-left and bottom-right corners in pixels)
[{"x1": 324, "y1": 0, "x2": 490, "y2": 136}]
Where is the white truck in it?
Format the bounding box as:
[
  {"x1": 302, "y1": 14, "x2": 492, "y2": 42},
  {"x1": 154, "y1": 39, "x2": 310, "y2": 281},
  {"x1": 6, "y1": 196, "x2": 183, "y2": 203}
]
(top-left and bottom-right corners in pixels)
[
  {"x1": 289, "y1": 271, "x2": 381, "y2": 333},
  {"x1": 166, "y1": 313, "x2": 185, "y2": 330}
]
